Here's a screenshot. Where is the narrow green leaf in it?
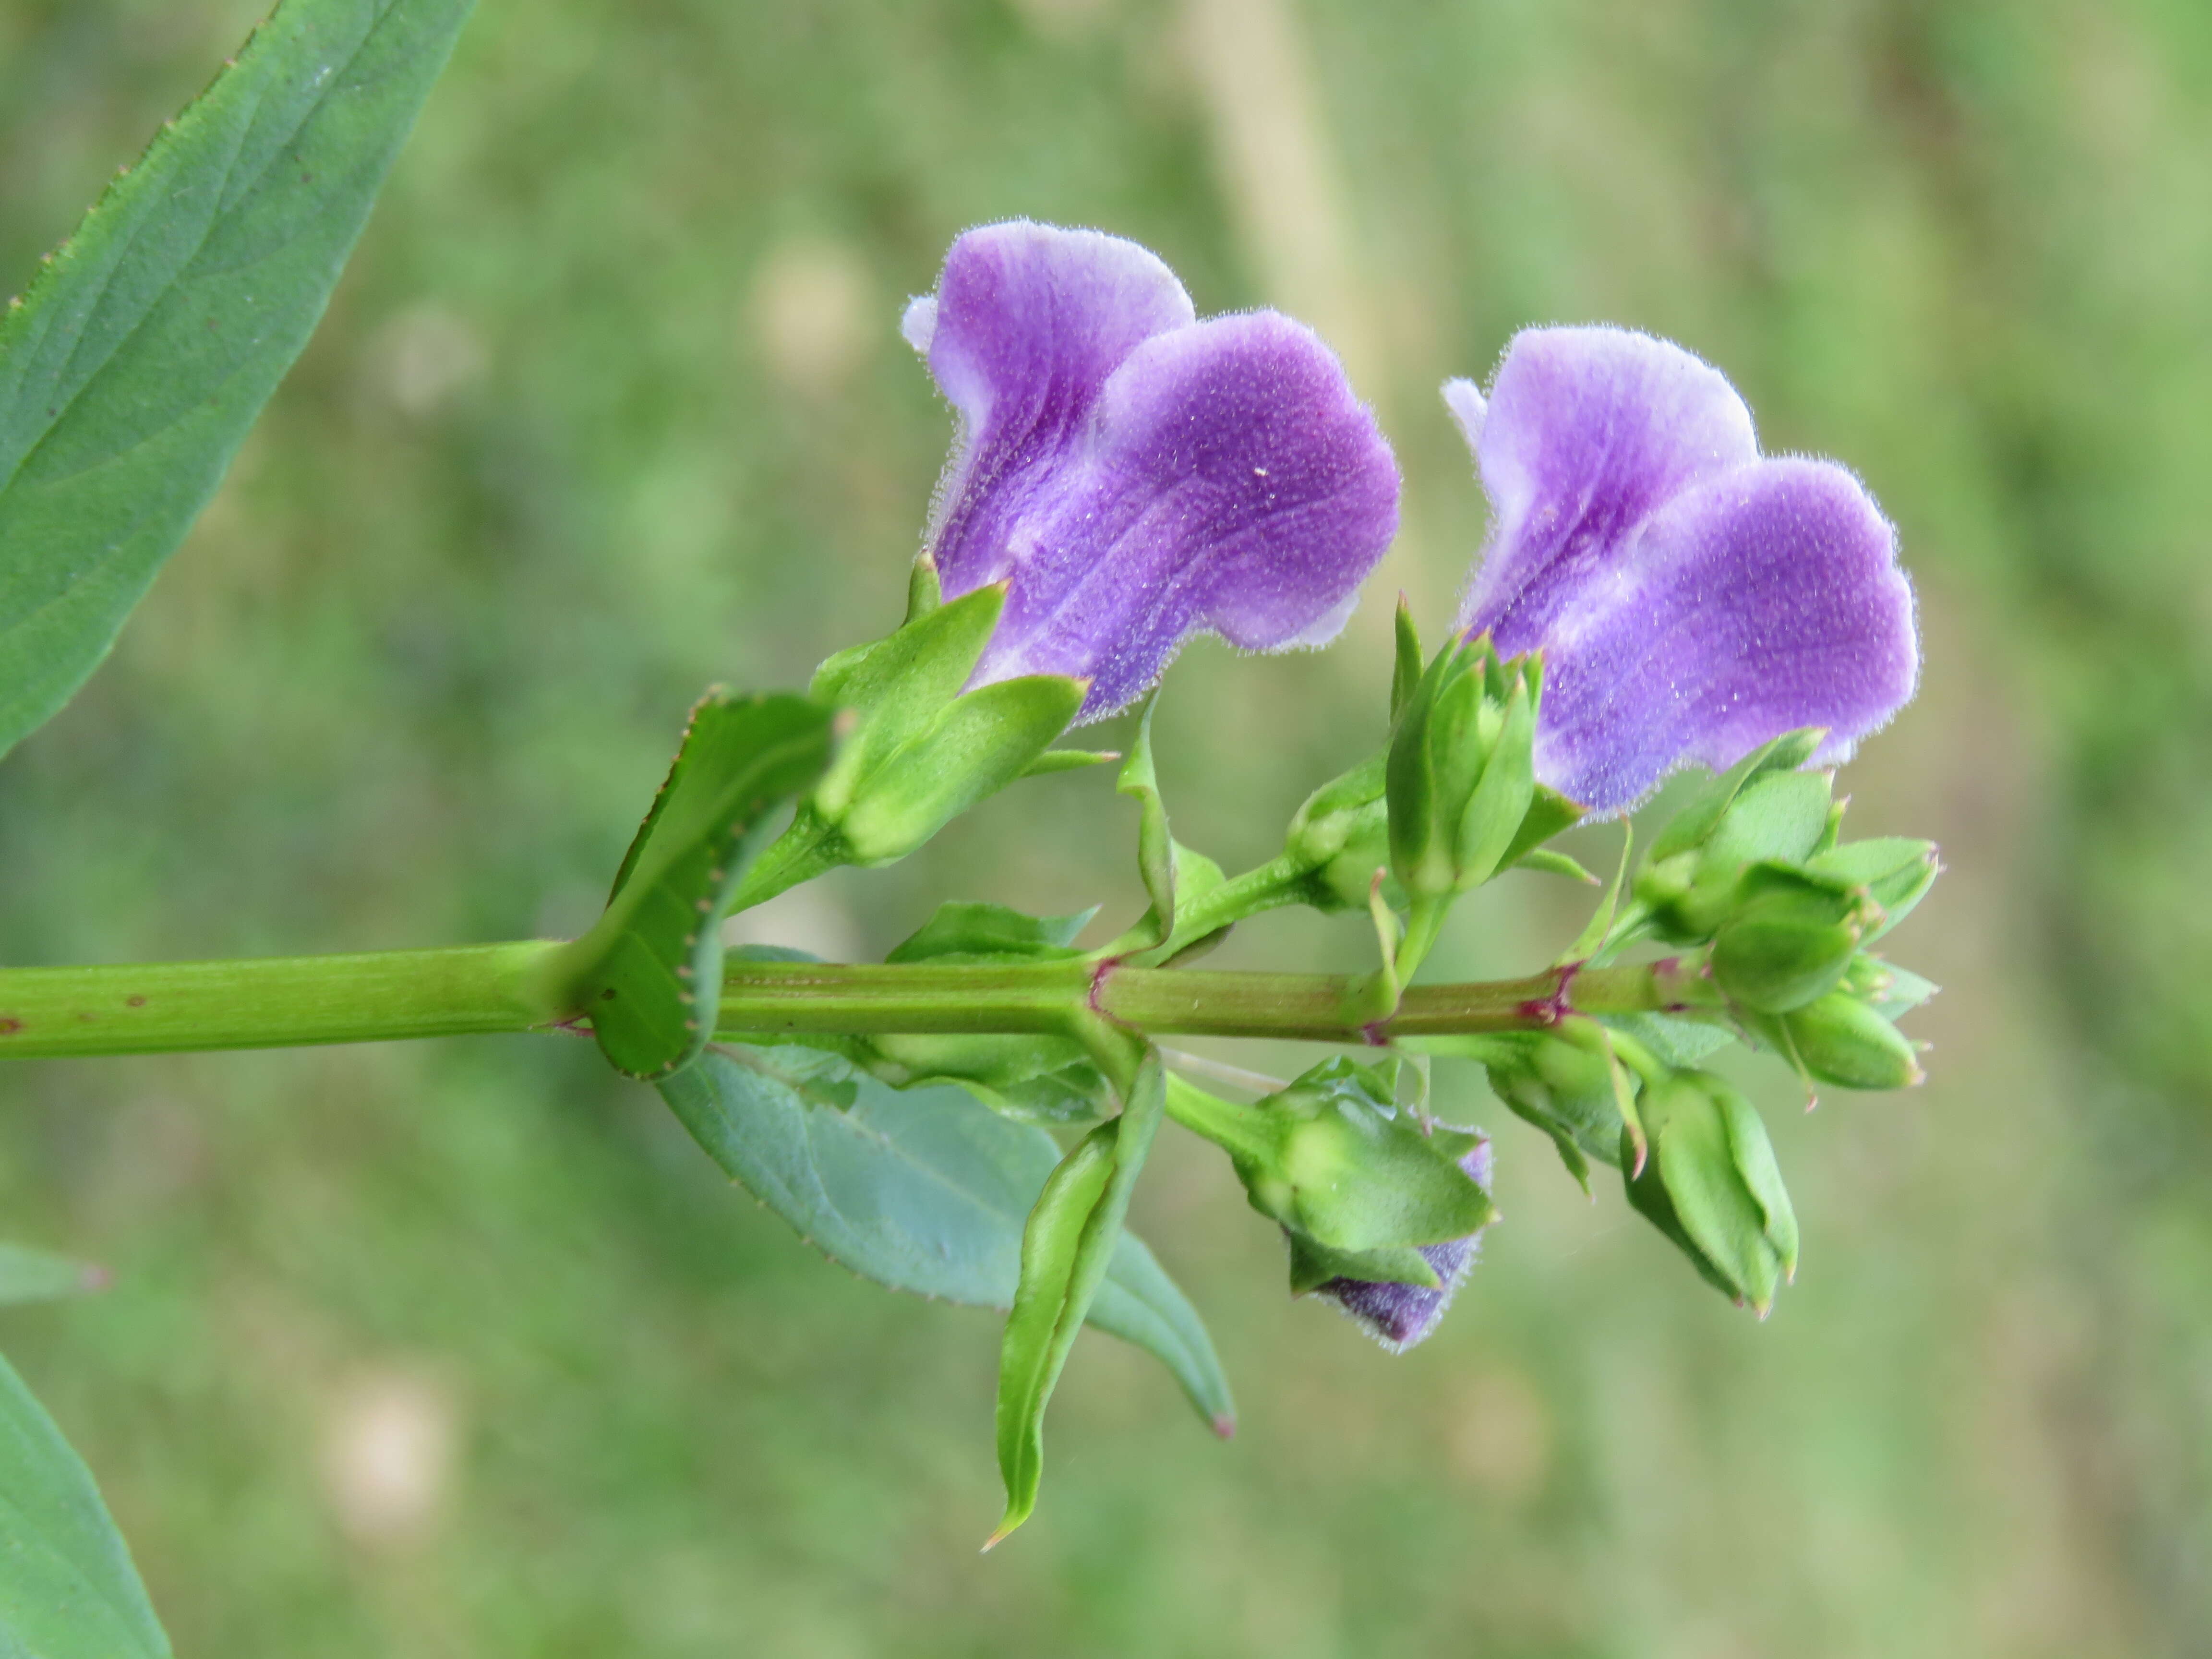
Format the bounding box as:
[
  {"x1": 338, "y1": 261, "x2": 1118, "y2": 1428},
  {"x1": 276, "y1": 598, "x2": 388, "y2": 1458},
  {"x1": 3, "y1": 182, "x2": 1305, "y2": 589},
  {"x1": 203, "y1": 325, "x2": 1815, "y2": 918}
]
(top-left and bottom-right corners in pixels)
[
  {"x1": 1117, "y1": 695, "x2": 1178, "y2": 936},
  {"x1": 564, "y1": 692, "x2": 835, "y2": 1080},
  {"x1": 658, "y1": 1044, "x2": 1229, "y2": 1425},
  {"x1": 0, "y1": 1349, "x2": 170, "y2": 1657},
  {"x1": 991, "y1": 1049, "x2": 1167, "y2": 1544},
  {"x1": 1516, "y1": 847, "x2": 1599, "y2": 883},
  {"x1": 1019, "y1": 747, "x2": 1119, "y2": 778},
  {"x1": 990, "y1": 1126, "x2": 1115, "y2": 1547},
  {"x1": 1557, "y1": 823, "x2": 1633, "y2": 964},
  {"x1": 0, "y1": 0, "x2": 476, "y2": 759},
  {"x1": 0, "y1": 1244, "x2": 105, "y2": 1304}
]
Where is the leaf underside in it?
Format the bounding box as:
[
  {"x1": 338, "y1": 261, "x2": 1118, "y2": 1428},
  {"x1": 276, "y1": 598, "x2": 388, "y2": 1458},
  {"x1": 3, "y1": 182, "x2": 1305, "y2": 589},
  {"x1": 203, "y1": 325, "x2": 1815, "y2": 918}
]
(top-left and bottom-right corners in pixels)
[
  {"x1": 0, "y1": 1350, "x2": 171, "y2": 1659},
  {"x1": 658, "y1": 1043, "x2": 1232, "y2": 1431}
]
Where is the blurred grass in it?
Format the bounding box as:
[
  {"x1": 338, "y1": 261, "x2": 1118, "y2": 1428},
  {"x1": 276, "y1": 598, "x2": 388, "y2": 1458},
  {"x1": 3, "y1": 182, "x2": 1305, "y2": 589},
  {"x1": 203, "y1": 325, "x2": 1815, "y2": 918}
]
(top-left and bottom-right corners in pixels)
[{"x1": 0, "y1": 0, "x2": 2208, "y2": 1653}]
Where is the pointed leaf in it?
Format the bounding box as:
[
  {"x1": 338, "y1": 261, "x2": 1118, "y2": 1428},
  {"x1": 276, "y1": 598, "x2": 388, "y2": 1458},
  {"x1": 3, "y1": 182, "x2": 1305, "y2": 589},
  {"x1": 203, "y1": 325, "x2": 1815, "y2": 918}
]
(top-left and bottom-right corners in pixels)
[
  {"x1": 658, "y1": 1044, "x2": 1228, "y2": 1425},
  {"x1": 0, "y1": 1349, "x2": 171, "y2": 1657},
  {"x1": 0, "y1": 0, "x2": 475, "y2": 758}
]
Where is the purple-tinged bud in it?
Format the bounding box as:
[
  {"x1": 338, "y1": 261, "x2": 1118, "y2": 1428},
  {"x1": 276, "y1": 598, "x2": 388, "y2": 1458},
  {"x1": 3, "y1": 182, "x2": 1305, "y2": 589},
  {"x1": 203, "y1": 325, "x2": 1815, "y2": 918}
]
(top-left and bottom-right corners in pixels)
[{"x1": 1304, "y1": 1135, "x2": 1495, "y2": 1353}]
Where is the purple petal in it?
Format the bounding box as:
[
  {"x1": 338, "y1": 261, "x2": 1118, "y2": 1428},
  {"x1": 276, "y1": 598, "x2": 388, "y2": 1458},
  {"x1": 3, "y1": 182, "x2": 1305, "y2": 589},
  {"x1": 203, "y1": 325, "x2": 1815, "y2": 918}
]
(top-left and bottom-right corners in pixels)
[
  {"x1": 1315, "y1": 1137, "x2": 1492, "y2": 1353},
  {"x1": 1450, "y1": 326, "x2": 1919, "y2": 814},
  {"x1": 1527, "y1": 459, "x2": 1917, "y2": 813},
  {"x1": 909, "y1": 222, "x2": 1398, "y2": 721},
  {"x1": 1456, "y1": 327, "x2": 1757, "y2": 655}
]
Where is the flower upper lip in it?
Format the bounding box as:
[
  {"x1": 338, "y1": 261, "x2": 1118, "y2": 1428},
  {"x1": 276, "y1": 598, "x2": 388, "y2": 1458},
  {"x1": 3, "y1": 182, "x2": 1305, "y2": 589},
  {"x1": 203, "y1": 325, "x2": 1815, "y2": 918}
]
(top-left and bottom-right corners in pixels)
[{"x1": 903, "y1": 220, "x2": 1400, "y2": 723}]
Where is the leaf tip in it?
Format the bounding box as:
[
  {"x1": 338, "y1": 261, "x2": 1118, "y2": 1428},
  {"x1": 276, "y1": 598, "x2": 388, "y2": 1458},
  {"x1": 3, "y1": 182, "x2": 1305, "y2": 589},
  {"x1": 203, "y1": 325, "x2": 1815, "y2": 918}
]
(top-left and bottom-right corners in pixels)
[{"x1": 1211, "y1": 1413, "x2": 1237, "y2": 1441}]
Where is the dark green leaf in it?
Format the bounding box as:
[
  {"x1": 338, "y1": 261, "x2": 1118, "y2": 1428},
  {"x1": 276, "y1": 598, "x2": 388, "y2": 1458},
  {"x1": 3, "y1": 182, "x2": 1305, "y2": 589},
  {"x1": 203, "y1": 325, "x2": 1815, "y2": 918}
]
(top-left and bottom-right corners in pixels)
[
  {"x1": 0, "y1": 0, "x2": 475, "y2": 758},
  {"x1": 658, "y1": 1044, "x2": 1230, "y2": 1425},
  {"x1": 562, "y1": 692, "x2": 835, "y2": 1079},
  {"x1": 0, "y1": 1349, "x2": 170, "y2": 1657}
]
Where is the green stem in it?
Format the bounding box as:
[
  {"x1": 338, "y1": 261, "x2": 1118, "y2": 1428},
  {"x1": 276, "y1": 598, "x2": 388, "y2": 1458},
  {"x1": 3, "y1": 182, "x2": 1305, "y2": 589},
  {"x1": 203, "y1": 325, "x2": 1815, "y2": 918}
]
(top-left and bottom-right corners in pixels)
[
  {"x1": 0, "y1": 943, "x2": 564, "y2": 1058},
  {"x1": 0, "y1": 947, "x2": 1695, "y2": 1059}
]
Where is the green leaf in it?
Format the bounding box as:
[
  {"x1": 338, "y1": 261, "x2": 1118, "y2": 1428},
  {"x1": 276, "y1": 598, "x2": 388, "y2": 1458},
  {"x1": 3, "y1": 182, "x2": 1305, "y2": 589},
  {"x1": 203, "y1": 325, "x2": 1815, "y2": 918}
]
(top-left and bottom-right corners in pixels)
[
  {"x1": 1117, "y1": 696, "x2": 1178, "y2": 937},
  {"x1": 562, "y1": 692, "x2": 835, "y2": 1080},
  {"x1": 0, "y1": 1349, "x2": 171, "y2": 1657},
  {"x1": 1516, "y1": 847, "x2": 1598, "y2": 883},
  {"x1": 1646, "y1": 728, "x2": 1826, "y2": 863},
  {"x1": 991, "y1": 1049, "x2": 1167, "y2": 1544},
  {"x1": 1019, "y1": 748, "x2": 1119, "y2": 778},
  {"x1": 658, "y1": 1044, "x2": 1230, "y2": 1425},
  {"x1": 0, "y1": 0, "x2": 475, "y2": 760},
  {"x1": 0, "y1": 1244, "x2": 104, "y2": 1304},
  {"x1": 885, "y1": 901, "x2": 1095, "y2": 965},
  {"x1": 1599, "y1": 1011, "x2": 1735, "y2": 1070}
]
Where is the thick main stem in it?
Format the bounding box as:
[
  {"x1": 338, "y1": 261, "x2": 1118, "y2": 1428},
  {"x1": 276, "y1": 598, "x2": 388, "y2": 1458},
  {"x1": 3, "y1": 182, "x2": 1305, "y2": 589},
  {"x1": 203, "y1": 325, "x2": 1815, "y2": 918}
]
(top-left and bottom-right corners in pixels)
[{"x1": 0, "y1": 946, "x2": 1698, "y2": 1059}]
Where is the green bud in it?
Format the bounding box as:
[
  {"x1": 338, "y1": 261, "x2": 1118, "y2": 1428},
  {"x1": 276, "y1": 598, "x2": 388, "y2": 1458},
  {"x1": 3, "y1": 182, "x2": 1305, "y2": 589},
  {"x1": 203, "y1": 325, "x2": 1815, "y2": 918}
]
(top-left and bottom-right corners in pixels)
[
  {"x1": 1635, "y1": 733, "x2": 1838, "y2": 943},
  {"x1": 1473, "y1": 1027, "x2": 1631, "y2": 1189},
  {"x1": 1226, "y1": 1058, "x2": 1494, "y2": 1252},
  {"x1": 1386, "y1": 636, "x2": 1539, "y2": 905},
  {"x1": 1624, "y1": 1071, "x2": 1798, "y2": 1315},
  {"x1": 1282, "y1": 752, "x2": 1393, "y2": 912},
  {"x1": 1709, "y1": 866, "x2": 1876, "y2": 1013},
  {"x1": 1807, "y1": 837, "x2": 1939, "y2": 940},
  {"x1": 832, "y1": 673, "x2": 1085, "y2": 864},
  {"x1": 1777, "y1": 987, "x2": 1924, "y2": 1090}
]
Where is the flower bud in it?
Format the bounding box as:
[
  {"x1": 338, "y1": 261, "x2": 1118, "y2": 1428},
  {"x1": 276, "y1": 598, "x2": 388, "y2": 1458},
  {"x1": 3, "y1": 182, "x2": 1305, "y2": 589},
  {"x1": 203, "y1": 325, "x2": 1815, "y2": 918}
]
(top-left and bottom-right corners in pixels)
[
  {"x1": 1229, "y1": 1058, "x2": 1494, "y2": 1252},
  {"x1": 1635, "y1": 731, "x2": 1835, "y2": 942},
  {"x1": 1709, "y1": 867, "x2": 1876, "y2": 1013},
  {"x1": 1807, "y1": 837, "x2": 1938, "y2": 940},
  {"x1": 809, "y1": 585, "x2": 1084, "y2": 867},
  {"x1": 1301, "y1": 1137, "x2": 1495, "y2": 1353},
  {"x1": 1281, "y1": 752, "x2": 1393, "y2": 912},
  {"x1": 1386, "y1": 637, "x2": 1539, "y2": 905},
  {"x1": 1467, "y1": 1024, "x2": 1630, "y2": 1188},
  {"x1": 1775, "y1": 987, "x2": 1923, "y2": 1090},
  {"x1": 1624, "y1": 1071, "x2": 1798, "y2": 1314}
]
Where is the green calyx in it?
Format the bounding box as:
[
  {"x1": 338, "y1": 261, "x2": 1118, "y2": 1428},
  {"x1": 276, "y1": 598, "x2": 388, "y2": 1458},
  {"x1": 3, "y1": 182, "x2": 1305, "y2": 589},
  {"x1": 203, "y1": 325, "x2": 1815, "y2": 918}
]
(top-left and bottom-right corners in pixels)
[
  {"x1": 1211, "y1": 1057, "x2": 1494, "y2": 1254},
  {"x1": 1624, "y1": 1070, "x2": 1799, "y2": 1316}
]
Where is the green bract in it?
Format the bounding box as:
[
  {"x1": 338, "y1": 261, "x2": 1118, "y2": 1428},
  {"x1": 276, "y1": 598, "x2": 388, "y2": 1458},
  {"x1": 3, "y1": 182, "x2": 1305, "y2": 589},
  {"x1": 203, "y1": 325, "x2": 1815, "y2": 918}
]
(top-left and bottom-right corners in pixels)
[{"x1": 1624, "y1": 1071, "x2": 1800, "y2": 1315}]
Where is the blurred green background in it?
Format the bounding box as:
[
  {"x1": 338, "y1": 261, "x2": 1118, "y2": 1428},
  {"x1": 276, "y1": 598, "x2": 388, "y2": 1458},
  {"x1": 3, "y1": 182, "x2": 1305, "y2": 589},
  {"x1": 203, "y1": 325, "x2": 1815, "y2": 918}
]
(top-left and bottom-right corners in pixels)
[{"x1": 3, "y1": 0, "x2": 2210, "y2": 1652}]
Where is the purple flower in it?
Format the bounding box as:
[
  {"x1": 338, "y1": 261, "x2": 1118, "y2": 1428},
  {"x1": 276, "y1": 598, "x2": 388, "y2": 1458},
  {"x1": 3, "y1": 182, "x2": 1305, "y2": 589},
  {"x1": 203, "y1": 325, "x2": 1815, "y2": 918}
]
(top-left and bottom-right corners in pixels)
[
  {"x1": 1450, "y1": 327, "x2": 1918, "y2": 816},
  {"x1": 902, "y1": 222, "x2": 1399, "y2": 722},
  {"x1": 1314, "y1": 1136, "x2": 1493, "y2": 1353}
]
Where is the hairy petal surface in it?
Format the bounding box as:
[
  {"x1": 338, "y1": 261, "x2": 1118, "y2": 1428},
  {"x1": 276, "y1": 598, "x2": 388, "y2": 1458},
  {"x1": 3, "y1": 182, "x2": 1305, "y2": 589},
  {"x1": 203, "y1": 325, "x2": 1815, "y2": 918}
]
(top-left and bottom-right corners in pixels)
[
  {"x1": 909, "y1": 221, "x2": 1398, "y2": 721},
  {"x1": 1452, "y1": 326, "x2": 1917, "y2": 814}
]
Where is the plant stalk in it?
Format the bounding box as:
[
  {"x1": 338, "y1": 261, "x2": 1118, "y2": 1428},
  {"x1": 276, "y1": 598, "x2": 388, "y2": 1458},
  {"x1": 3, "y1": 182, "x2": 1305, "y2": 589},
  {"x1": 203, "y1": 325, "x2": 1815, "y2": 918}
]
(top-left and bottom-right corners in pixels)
[{"x1": 0, "y1": 946, "x2": 1702, "y2": 1059}]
